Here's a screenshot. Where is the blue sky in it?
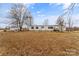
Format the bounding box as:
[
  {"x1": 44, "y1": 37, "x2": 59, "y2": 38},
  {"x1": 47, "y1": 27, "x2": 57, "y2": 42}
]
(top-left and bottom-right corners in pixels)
[{"x1": 0, "y1": 3, "x2": 79, "y2": 27}]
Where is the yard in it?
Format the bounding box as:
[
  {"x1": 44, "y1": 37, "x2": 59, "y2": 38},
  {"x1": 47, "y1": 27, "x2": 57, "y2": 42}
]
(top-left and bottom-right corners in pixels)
[{"x1": 0, "y1": 31, "x2": 79, "y2": 56}]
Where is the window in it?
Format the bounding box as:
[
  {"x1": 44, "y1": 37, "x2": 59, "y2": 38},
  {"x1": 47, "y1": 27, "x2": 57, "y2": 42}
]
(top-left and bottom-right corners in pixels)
[
  {"x1": 31, "y1": 27, "x2": 34, "y2": 29},
  {"x1": 36, "y1": 27, "x2": 38, "y2": 29},
  {"x1": 48, "y1": 27, "x2": 53, "y2": 29}
]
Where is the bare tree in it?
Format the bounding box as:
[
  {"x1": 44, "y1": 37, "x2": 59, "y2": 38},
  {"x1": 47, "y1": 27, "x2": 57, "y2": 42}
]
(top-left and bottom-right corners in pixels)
[
  {"x1": 9, "y1": 4, "x2": 33, "y2": 31},
  {"x1": 56, "y1": 16, "x2": 65, "y2": 32},
  {"x1": 26, "y1": 11, "x2": 33, "y2": 27},
  {"x1": 66, "y1": 3, "x2": 75, "y2": 31},
  {"x1": 67, "y1": 17, "x2": 73, "y2": 31}
]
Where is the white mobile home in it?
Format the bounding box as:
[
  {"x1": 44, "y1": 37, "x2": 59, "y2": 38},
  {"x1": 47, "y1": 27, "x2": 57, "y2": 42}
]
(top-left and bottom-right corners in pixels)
[
  {"x1": 9, "y1": 26, "x2": 19, "y2": 32},
  {"x1": 8, "y1": 25, "x2": 66, "y2": 32},
  {"x1": 29, "y1": 25, "x2": 54, "y2": 31},
  {"x1": 29, "y1": 25, "x2": 66, "y2": 31}
]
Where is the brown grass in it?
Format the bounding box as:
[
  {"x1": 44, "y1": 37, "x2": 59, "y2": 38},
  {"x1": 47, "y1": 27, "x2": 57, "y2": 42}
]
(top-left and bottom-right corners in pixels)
[{"x1": 0, "y1": 31, "x2": 79, "y2": 56}]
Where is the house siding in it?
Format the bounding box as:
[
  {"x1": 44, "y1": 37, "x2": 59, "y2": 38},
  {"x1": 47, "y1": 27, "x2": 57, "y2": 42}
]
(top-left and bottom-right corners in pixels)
[
  {"x1": 29, "y1": 25, "x2": 66, "y2": 31},
  {"x1": 29, "y1": 25, "x2": 62, "y2": 31}
]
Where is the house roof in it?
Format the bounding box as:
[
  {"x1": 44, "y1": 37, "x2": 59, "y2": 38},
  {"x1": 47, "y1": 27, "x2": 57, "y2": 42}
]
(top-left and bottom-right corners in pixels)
[{"x1": 30, "y1": 25, "x2": 59, "y2": 27}]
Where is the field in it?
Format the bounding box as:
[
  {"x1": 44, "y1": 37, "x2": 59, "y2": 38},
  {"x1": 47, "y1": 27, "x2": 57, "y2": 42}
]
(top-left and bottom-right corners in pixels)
[{"x1": 0, "y1": 31, "x2": 79, "y2": 56}]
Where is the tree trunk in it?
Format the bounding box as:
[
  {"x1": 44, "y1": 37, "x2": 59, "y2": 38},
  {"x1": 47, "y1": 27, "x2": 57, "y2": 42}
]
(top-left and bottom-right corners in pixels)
[{"x1": 19, "y1": 26, "x2": 22, "y2": 31}]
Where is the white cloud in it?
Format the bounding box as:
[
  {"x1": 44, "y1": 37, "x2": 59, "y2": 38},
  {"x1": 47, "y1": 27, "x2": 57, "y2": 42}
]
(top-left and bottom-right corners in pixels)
[
  {"x1": 48, "y1": 3, "x2": 53, "y2": 6},
  {"x1": 0, "y1": 17, "x2": 12, "y2": 28},
  {"x1": 37, "y1": 11, "x2": 41, "y2": 14},
  {"x1": 43, "y1": 15, "x2": 58, "y2": 25},
  {"x1": 5, "y1": 10, "x2": 10, "y2": 13},
  {"x1": 55, "y1": 3, "x2": 62, "y2": 6},
  {"x1": 0, "y1": 17, "x2": 11, "y2": 23},
  {"x1": 49, "y1": 3, "x2": 62, "y2": 6},
  {"x1": 49, "y1": 3, "x2": 71, "y2": 10},
  {"x1": 31, "y1": 6, "x2": 34, "y2": 9},
  {"x1": 71, "y1": 15, "x2": 79, "y2": 26},
  {"x1": 34, "y1": 14, "x2": 79, "y2": 26},
  {"x1": 23, "y1": 3, "x2": 35, "y2": 10},
  {"x1": 38, "y1": 14, "x2": 45, "y2": 17},
  {"x1": 63, "y1": 14, "x2": 79, "y2": 26},
  {"x1": 62, "y1": 3, "x2": 71, "y2": 9},
  {"x1": 26, "y1": 3, "x2": 35, "y2": 8},
  {"x1": 55, "y1": 3, "x2": 71, "y2": 9},
  {"x1": 62, "y1": 3, "x2": 79, "y2": 9},
  {"x1": 72, "y1": 14, "x2": 79, "y2": 23},
  {"x1": 34, "y1": 15, "x2": 58, "y2": 25}
]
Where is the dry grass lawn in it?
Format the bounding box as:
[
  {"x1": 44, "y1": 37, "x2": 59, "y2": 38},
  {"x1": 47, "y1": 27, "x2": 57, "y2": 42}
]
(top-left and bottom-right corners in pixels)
[{"x1": 0, "y1": 31, "x2": 79, "y2": 56}]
